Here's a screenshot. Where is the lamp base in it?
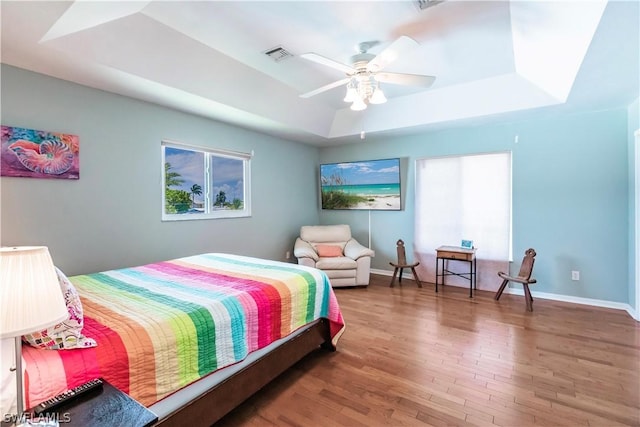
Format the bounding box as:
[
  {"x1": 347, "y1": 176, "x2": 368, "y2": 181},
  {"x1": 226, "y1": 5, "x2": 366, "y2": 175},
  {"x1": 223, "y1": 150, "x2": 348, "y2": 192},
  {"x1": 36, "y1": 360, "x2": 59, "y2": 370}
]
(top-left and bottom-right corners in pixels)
[
  {"x1": 0, "y1": 338, "x2": 16, "y2": 421},
  {"x1": 0, "y1": 337, "x2": 33, "y2": 427}
]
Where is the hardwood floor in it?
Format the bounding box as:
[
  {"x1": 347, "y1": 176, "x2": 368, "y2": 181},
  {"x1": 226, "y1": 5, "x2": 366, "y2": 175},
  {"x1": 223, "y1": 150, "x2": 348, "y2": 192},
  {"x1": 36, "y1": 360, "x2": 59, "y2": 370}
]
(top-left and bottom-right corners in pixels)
[{"x1": 216, "y1": 274, "x2": 640, "y2": 426}]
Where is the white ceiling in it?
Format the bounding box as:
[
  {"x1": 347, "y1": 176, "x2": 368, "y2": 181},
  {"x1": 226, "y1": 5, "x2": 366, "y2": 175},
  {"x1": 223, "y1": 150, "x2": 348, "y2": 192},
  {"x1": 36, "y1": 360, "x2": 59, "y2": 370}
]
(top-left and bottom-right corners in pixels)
[{"x1": 1, "y1": 1, "x2": 638, "y2": 146}]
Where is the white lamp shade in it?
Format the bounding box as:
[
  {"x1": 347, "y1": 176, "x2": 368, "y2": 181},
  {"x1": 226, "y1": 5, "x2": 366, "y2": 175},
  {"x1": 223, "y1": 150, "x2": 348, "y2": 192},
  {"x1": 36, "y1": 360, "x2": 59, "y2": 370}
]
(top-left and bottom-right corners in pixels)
[
  {"x1": 369, "y1": 86, "x2": 387, "y2": 104},
  {"x1": 0, "y1": 246, "x2": 68, "y2": 338},
  {"x1": 343, "y1": 86, "x2": 358, "y2": 103},
  {"x1": 350, "y1": 96, "x2": 367, "y2": 111}
]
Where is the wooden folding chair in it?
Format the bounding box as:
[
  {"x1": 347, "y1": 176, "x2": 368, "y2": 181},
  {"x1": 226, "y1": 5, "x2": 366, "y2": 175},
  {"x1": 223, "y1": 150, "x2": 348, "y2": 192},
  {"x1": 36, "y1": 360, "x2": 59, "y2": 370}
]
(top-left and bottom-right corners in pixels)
[
  {"x1": 494, "y1": 248, "x2": 537, "y2": 311},
  {"x1": 389, "y1": 239, "x2": 422, "y2": 288}
]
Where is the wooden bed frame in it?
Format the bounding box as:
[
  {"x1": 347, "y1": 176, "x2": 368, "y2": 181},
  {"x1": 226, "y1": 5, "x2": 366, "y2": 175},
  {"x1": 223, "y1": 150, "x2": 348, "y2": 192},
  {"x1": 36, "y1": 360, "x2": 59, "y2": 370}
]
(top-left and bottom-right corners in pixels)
[{"x1": 155, "y1": 318, "x2": 334, "y2": 426}]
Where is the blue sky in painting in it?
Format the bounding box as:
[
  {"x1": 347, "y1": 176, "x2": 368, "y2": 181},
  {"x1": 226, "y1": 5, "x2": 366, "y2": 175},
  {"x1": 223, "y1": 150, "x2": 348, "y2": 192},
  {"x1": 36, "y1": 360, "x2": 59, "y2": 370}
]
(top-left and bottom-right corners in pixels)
[{"x1": 320, "y1": 158, "x2": 400, "y2": 185}]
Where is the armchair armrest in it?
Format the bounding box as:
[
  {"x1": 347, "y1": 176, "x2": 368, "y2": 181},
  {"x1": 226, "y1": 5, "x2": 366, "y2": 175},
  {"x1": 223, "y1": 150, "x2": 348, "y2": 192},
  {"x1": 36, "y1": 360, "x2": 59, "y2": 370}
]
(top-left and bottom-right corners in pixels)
[
  {"x1": 344, "y1": 239, "x2": 375, "y2": 260},
  {"x1": 294, "y1": 238, "x2": 318, "y2": 261}
]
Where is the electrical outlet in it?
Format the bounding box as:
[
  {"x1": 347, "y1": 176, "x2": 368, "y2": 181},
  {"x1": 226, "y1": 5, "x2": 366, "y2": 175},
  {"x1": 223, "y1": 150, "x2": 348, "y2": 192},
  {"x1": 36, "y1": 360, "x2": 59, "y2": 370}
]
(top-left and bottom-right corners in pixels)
[
  {"x1": 285, "y1": 251, "x2": 291, "y2": 260},
  {"x1": 571, "y1": 270, "x2": 580, "y2": 281}
]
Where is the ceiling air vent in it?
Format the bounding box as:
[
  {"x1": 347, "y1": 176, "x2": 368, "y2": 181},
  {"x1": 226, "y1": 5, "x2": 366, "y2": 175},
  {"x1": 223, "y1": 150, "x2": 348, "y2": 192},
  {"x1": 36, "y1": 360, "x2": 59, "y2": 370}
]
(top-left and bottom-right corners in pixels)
[
  {"x1": 415, "y1": 0, "x2": 445, "y2": 11},
  {"x1": 263, "y1": 46, "x2": 294, "y2": 62}
]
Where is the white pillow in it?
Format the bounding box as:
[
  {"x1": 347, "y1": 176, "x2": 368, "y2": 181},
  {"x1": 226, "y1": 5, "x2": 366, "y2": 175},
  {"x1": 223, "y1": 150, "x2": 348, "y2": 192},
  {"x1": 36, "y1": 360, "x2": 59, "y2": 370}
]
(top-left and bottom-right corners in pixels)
[{"x1": 22, "y1": 267, "x2": 97, "y2": 350}]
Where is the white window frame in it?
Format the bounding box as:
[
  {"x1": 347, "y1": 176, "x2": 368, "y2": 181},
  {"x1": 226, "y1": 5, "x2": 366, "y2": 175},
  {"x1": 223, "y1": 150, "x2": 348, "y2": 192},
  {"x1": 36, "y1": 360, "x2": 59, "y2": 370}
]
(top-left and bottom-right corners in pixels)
[{"x1": 161, "y1": 140, "x2": 252, "y2": 221}]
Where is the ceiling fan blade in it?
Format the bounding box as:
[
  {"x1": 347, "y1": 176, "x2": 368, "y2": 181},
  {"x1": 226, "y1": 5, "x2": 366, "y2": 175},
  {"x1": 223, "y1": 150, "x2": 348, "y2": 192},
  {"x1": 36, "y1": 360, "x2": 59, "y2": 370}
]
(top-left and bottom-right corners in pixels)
[
  {"x1": 300, "y1": 53, "x2": 355, "y2": 74},
  {"x1": 374, "y1": 72, "x2": 436, "y2": 88},
  {"x1": 366, "y1": 35, "x2": 419, "y2": 72},
  {"x1": 300, "y1": 78, "x2": 351, "y2": 98}
]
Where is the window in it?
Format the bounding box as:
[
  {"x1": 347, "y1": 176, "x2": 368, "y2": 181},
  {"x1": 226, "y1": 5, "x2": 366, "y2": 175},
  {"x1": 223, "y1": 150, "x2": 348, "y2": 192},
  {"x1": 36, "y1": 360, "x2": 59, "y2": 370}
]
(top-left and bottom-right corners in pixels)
[
  {"x1": 414, "y1": 151, "x2": 512, "y2": 288},
  {"x1": 162, "y1": 141, "x2": 251, "y2": 220}
]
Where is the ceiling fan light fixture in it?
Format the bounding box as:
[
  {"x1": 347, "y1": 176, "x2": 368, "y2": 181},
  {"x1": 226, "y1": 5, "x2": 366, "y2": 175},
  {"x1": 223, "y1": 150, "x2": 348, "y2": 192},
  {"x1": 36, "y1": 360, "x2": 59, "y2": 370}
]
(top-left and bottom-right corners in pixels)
[
  {"x1": 369, "y1": 85, "x2": 387, "y2": 104},
  {"x1": 350, "y1": 96, "x2": 367, "y2": 111},
  {"x1": 343, "y1": 84, "x2": 358, "y2": 103},
  {"x1": 299, "y1": 36, "x2": 436, "y2": 107},
  {"x1": 415, "y1": 0, "x2": 445, "y2": 11}
]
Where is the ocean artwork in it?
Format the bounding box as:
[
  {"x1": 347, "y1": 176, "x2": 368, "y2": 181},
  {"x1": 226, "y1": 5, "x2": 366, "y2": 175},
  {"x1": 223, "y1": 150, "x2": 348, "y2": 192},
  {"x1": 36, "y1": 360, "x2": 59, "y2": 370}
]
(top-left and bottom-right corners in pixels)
[
  {"x1": 1, "y1": 125, "x2": 79, "y2": 179},
  {"x1": 320, "y1": 158, "x2": 401, "y2": 210}
]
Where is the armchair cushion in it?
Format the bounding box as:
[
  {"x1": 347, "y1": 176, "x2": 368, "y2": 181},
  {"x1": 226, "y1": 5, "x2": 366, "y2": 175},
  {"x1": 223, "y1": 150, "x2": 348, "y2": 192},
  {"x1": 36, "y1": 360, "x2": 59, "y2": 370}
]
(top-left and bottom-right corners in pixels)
[
  {"x1": 316, "y1": 257, "x2": 357, "y2": 270},
  {"x1": 300, "y1": 224, "x2": 351, "y2": 243},
  {"x1": 315, "y1": 244, "x2": 343, "y2": 257}
]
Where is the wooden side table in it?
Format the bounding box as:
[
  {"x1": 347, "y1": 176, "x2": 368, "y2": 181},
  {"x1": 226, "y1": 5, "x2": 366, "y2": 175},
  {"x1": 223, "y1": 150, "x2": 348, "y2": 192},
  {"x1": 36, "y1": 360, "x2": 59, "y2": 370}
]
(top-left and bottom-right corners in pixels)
[
  {"x1": 435, "y1": 245, "x2": 477, "y2": 298},
  {"x1": 23, "y1": 381, "x2": 157, "y2": 427}
]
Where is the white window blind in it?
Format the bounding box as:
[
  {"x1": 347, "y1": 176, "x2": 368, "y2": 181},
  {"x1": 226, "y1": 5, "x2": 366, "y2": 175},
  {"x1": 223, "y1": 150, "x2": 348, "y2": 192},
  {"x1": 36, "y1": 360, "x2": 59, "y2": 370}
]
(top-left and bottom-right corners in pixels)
[{"x1": 414, "y1": 152, "x2": 512, "y2": 291}]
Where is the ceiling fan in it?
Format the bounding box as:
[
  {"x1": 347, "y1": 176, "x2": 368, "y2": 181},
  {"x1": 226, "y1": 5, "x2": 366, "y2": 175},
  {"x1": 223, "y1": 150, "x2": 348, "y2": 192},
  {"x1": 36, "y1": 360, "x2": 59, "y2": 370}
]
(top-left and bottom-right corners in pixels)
[{"x1": 299, "y1": 35, "x2": 435, "y2": 110}]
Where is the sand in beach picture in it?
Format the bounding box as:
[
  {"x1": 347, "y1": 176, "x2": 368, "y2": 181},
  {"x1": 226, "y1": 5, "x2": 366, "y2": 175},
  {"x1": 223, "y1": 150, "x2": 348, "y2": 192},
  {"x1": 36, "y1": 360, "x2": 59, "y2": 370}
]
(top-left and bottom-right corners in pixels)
[{"x1": 320, "y1": 158, "x2": 401, "y2": 211}]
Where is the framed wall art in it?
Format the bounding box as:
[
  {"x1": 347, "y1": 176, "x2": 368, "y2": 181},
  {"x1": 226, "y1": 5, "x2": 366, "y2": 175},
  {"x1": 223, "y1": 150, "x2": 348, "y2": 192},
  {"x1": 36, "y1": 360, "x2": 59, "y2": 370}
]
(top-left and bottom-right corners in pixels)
[
  {"x1": 1, "y1": 125, "x2": 79, "y2": 180},
  {"x1": 320, "y1": 158, "x2": 401, "y2": 211}
]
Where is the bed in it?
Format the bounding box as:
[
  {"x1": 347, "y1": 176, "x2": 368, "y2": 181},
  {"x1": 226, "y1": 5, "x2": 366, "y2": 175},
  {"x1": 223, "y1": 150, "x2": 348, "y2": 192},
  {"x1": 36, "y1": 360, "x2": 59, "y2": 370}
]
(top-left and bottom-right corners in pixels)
[{"x1": 21, "y1": 253, "x2": 345, "y2": 425}]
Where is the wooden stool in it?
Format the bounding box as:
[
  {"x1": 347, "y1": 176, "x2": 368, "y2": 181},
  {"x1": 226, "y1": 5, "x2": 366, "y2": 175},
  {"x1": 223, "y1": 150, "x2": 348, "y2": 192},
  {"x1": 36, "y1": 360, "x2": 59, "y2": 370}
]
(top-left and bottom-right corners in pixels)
[{"x1": 389, "y1": 239, "x2": 422, "y2": 287}]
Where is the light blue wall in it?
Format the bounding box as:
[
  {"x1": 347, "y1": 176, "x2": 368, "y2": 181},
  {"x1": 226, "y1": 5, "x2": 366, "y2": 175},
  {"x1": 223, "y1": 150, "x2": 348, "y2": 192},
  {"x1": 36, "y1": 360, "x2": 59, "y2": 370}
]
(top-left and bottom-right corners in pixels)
[
  {"x1": 2, "y1": 65, "x2": 634, "y2": 306},
  {"x1": 629, "y1": 97, "x2": 639, "y2": 311},
  {"x1": 0, "y1": 65, "x2": 320, "y2": 275},
  {"x1": 320, "y1": 108, "x2": 630, "y2": 303}
]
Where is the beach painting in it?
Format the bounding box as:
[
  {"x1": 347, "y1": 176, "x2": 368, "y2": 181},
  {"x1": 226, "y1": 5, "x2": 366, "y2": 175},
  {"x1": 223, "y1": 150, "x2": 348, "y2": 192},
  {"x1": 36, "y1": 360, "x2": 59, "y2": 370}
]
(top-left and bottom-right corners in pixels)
[
  {"x1": 1, "y1": 125, "x2": 79, "y2": 179},
  {"x1": 320, "y1": 158, "x2": 401, "y2": 210}
]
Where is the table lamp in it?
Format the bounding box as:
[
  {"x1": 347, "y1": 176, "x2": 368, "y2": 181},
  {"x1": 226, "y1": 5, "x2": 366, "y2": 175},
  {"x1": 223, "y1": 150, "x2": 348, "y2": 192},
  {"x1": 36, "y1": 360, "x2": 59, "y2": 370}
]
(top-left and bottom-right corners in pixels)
[{"x1": 0, "y1": 246, "x2": 68, "y2": 422}]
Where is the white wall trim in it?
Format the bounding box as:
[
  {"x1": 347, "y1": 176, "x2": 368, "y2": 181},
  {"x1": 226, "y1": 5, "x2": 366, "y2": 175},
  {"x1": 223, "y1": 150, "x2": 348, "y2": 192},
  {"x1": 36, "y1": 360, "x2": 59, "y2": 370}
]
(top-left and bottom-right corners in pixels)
[
  {"x1": 371, "y1": 268, "x2": 404, "y2": 279},
  {"x1": 635, "y1": 129, "x2": 640, "y2": 322},
  {"x1": 371, "y1": 268, "x2": 639, "y2": 320},
  {"x1": 504, "y1": 287, "x2": 638, "y2": 321}
]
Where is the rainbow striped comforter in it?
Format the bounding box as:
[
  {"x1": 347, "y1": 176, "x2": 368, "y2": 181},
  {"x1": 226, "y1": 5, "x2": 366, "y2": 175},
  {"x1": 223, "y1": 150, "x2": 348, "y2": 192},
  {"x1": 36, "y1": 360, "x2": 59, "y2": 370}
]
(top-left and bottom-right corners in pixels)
[{"x1": 22, "y1": 253, "x2": 345, "y2": 409}]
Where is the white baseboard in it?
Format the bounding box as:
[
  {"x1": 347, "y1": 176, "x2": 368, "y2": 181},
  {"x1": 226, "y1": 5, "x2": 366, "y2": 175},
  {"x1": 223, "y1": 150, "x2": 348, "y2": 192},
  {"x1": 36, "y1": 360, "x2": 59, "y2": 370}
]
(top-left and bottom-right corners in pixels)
[
  {"x1": 504, "y1": 287, "x2": 639, "y2": 321},
  {"x1": 372, "y1": 268, "x2": 412, "y2": 281},
  {"x1": 371, "y1": 268, "x2": 639, "y2": 321}
]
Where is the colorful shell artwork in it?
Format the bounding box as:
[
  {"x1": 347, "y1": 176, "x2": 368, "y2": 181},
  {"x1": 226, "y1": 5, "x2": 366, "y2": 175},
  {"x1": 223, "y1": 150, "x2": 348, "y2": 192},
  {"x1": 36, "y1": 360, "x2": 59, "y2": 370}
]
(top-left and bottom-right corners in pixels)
[{"x1": 1, "y1": 125, "x2": 79, "y2": 179}]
